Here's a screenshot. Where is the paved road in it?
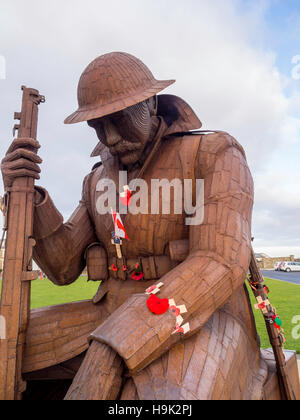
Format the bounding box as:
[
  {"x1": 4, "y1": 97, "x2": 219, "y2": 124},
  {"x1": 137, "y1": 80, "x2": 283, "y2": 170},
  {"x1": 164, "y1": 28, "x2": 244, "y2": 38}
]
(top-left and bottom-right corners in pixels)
[{"x1": 261, "y1": 270, "x2": 300, "y2": 285}]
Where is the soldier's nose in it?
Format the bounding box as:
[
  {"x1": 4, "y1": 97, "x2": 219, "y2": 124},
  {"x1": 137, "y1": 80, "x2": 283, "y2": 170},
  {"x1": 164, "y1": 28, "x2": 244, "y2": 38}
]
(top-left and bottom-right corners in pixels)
[{"x1": 103, "y1": 119, "x2": 122, "y2": 146}]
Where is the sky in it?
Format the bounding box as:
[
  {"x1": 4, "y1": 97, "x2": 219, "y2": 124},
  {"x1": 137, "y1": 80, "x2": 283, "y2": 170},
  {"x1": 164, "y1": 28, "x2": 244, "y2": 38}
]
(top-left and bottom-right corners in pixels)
[{"x1": 0, "y1": 0, "x2": 300, "y2": 257}]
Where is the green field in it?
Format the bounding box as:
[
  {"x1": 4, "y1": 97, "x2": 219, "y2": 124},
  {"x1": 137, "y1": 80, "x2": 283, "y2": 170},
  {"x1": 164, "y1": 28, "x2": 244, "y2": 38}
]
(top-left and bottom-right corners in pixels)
[
  {"x1": 246, "y1": 277, "x2": 300, "y2": 354},
  {"x1": 0, "y1": 275, "x2": 299, "y2": 353},
  {"x1": 0, "y1": 276, "x2": 100, "y2": 309}
]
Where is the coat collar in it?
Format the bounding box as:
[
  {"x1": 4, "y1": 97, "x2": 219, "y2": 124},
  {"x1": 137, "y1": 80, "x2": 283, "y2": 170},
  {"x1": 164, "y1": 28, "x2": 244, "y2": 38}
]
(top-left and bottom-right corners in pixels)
[{"x1": 157, "y1": 94, "x2": 201, "y2": 136}]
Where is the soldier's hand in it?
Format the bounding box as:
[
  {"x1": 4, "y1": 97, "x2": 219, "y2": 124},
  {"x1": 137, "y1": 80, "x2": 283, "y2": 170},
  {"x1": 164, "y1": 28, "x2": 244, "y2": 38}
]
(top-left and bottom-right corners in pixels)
[{"x1": 1, "y1": 138, "x2": 42, "y2": 189}]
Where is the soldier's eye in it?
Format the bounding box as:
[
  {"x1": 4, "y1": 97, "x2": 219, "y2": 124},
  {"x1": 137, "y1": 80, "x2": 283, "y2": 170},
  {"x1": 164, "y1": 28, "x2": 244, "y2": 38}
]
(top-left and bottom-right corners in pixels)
[
  {"x1": 97, "y1": 126, "x2": 106, "y2": 142},
  {"x1": 110, "y1": 111, "x2": 126, "y2": 122}
]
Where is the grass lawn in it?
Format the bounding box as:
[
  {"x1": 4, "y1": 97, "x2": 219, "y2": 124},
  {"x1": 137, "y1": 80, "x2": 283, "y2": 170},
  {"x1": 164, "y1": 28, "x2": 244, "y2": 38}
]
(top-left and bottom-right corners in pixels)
[
  {"x1": 1, "y1": 275, "x2": 299, "y2": 353},
  {"x1": 0, "y1": 276, "x2": 100, "y2": 309},
  {"x1": 246, "y1": 277, "x2": 300, "y2": 354}
]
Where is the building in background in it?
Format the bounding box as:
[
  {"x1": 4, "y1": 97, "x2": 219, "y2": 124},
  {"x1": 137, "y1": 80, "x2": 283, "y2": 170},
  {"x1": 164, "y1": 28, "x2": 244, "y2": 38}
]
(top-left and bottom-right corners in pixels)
[{"x1": 255, "y1": 253, "x2": 300, "y2": 269}]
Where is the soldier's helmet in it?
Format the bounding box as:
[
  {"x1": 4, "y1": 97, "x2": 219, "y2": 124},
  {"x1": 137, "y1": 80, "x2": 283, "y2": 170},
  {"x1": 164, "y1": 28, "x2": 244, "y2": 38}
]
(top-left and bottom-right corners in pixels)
[{"x1": 64, "y1": 52, "x2": 175, "y2": 124}]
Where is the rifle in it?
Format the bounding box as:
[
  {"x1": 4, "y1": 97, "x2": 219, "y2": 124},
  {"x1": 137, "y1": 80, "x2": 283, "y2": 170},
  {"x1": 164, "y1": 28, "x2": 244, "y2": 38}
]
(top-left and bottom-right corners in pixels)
[
  {"x1": 0, "y1": 86, "x2": 45, "y2": 400},
  {"x1": 248, "y1": 246, "x2": 296, "y2": 400}
]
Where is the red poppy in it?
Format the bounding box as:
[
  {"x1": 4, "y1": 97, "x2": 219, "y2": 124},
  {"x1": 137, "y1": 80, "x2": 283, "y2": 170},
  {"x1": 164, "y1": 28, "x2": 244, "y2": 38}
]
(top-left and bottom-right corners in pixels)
[
  {"x1": 174, "y1": 325, "x2": 184, "y2": 333},
  {"x1": 120, "y1": 189, "x2": 131, "y2": 207},
  {"x1": 131, "y1": 272, "x2": 145, "y2": 281},
  {"x1": 169, "y1": 305, "x2": 180, "y2": 316},
  {"x1": 109, "y1": 264, "x2": 118, "y2": 272},
  {"x1": 147, "y1": 294, "x2": 170, "y2": 315},
  {"x1": 134, "y1": 262, "x2": 143, "y2": 272},
  {"x1": 123, "y1": 265, "x2": 127, "y2": 271},
  {"x1": 271, "y1": 315, "x2": 282, "y2": 330}
]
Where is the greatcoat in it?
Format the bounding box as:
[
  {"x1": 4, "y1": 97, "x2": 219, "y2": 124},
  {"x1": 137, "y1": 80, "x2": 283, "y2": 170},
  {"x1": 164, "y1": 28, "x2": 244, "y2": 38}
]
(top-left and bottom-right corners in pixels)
[{"x1": 32, "y1": 94, "x2": 268, "y2": 400}]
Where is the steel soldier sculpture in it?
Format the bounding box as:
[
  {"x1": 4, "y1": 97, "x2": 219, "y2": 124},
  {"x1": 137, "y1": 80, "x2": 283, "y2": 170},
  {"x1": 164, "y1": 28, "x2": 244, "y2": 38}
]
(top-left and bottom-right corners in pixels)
[{"x1": 2, "y1": 52, "x2": 298, "y2": 400}]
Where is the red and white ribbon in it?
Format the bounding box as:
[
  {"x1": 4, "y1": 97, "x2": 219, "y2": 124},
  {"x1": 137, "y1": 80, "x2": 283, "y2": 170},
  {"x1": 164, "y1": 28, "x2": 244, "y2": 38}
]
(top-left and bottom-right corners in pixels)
[{"x1": 145, "y1": 284, "x2": 190, "y2": 335}]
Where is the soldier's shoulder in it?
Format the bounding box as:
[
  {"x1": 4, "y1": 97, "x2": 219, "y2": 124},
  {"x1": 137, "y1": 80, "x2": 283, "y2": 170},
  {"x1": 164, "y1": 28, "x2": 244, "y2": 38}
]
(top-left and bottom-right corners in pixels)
[
  {"x1": 82, "y1": 162, "x2": 103, "y2": 194},
  {"x1": 196, "y1": 130, "x2": 246, "y2": 158},
  {"x1": 166, "y1": 130, "x2": 246, "y2": 158}
]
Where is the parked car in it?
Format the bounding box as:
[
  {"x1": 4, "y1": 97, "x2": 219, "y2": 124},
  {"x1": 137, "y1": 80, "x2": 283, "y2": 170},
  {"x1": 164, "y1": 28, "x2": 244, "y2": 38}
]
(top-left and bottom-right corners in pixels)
[
  {"x1": 277, "y1": 262, "x2": 285, "y2": 271},
  {"x1": 280, "y1": 261, "x2": 300, "y2": 272},
  {"x1": 274, "y1": 262, "x2": 282, "y2": 271}
]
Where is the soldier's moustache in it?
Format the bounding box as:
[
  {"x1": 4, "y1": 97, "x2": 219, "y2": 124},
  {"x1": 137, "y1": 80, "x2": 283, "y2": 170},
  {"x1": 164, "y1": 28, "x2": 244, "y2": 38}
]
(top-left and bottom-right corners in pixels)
[{"x1": 109, "y1": 138, "x2": 143, "y2": 156}]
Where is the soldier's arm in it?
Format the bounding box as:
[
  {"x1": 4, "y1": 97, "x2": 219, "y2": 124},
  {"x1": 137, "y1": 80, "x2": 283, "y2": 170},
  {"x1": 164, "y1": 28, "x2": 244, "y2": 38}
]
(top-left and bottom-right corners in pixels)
[
  {"x1": 1, "y1": 137, "x2": 98, "y2": 285},
  {"x1": 32, "y1": 173, "x2": 98, "y2": 285},
  {"x1": 89, "y1": 133, "x2": 254, "y2": 374}
]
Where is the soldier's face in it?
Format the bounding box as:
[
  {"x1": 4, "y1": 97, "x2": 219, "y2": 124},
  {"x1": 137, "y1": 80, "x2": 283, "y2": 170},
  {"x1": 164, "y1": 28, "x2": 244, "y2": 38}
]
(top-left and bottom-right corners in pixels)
[{"x1": 88, "y1": 100, "x2": 154, "y2": 166}]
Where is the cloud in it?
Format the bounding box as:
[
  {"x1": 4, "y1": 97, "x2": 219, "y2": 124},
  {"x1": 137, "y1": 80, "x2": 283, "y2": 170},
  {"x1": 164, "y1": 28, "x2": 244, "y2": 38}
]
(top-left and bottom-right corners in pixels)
[
  {"x1": 251, "y1": 152, "x2": 300, "y2": 257},
  {"x1": 0, "y1": 0, "x2": 299, "y2": 256}
]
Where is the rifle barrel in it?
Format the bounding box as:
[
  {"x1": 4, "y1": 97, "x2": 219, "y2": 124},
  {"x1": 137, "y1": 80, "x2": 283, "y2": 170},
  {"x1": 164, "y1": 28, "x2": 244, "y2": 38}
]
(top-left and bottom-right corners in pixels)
[{"x1": 0, "y1": 86, "x2": 44, "y2": 400}]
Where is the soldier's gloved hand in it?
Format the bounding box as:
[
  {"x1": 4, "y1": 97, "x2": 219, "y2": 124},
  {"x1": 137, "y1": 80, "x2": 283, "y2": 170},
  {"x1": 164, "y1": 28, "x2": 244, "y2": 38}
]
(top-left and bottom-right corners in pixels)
[{"x1": 1, "y1": 137, "x2": 43, "y2": 202}]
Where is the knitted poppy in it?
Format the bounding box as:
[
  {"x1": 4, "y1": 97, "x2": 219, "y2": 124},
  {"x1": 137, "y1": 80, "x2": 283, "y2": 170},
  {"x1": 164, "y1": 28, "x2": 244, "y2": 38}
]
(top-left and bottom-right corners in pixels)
[
  {"x1": 271, "y1": 315, "x2": 282, "y2": 329},
  {"x1": 131, "y1": 272, "x2": 145, "y2": 281},
  {"x1": 169, "y1": 305, "x2": 180, "y2": 316},
  {"x1": 109, "y1": 264, "x2": 118, "y2": 272},
  {"x1": 147, "y1": 294, "x2": 169, "y2": 315},
  {"x1": 275, "y1": 317, "x2": 282, "y2": 328}
]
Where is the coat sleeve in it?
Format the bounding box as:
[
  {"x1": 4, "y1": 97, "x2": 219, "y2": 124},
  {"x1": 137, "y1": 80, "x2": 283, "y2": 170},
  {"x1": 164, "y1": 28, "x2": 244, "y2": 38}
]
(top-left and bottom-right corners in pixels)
[
  {"x1": 32, "y1": 172, "x2": 98, "y2": 285},
  {"x1": 89, "y1": 133, "x2": 254, "y2": 374}
]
